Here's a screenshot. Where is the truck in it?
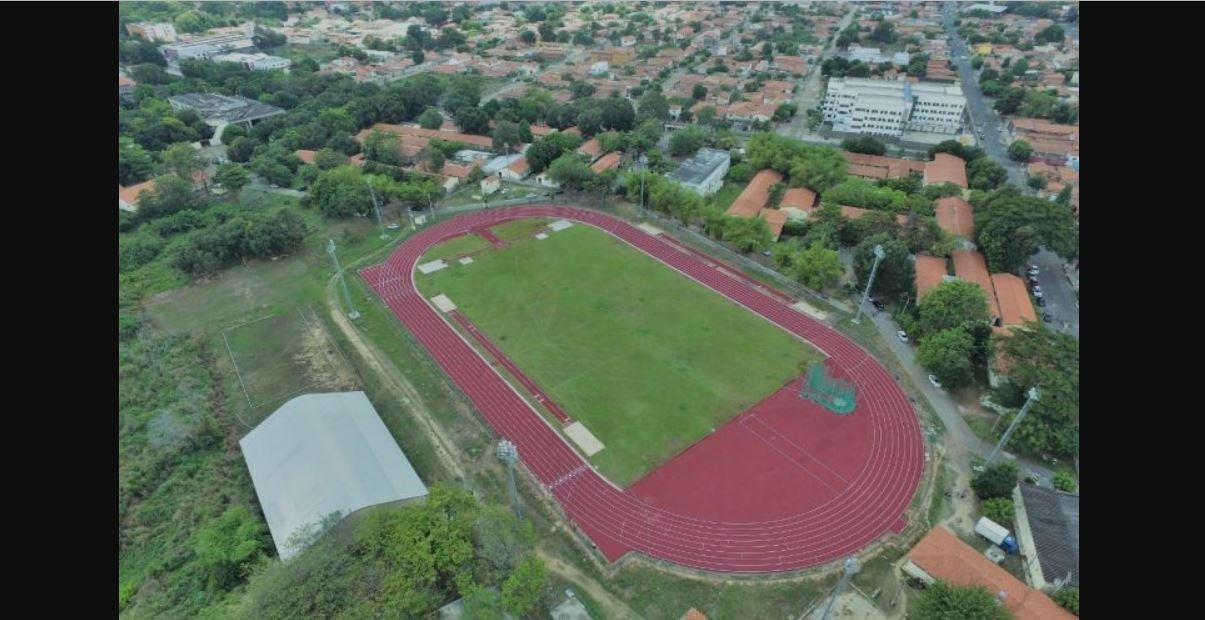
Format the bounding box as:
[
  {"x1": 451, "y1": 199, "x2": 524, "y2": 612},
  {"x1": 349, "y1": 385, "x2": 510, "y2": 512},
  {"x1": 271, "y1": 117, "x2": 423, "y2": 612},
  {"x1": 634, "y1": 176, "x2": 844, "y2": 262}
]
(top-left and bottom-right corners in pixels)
[{"x1": 974, "y1": 516, "x2": 1019, "y2": 554}]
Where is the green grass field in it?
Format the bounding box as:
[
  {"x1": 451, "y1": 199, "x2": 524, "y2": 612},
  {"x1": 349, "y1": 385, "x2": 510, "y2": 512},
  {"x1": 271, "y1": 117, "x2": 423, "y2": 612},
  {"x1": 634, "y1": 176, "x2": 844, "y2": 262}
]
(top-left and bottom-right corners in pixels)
[
  {"x1": 416, "y1": 223, "x2": 820, "y2": 486},
  {"x1": 422, "y1": 234, "x2": 492, "y2": 263}
]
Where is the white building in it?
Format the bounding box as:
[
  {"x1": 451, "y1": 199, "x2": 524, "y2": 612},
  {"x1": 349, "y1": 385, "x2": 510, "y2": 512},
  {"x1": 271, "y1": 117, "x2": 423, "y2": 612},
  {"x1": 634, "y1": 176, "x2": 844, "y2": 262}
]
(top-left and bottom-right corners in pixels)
[
  {"x1": 822, "y1": 78, "x2": 966, "y2": 137},
  {"x1": 588, "y1": 61, "x2": 610, "y2": 76},
  {"x1": 666, "y1": 148, "x2": 731, "y2": 196},
  {"x1": 212, "y1": 52, "x2": 292, "y2": 71},
  {"x1": 127, "y1": 22, "x2": 178, "y2": 42},
  {"x1": 160, "y1": 32, "x2": 257, "y2": 62}
]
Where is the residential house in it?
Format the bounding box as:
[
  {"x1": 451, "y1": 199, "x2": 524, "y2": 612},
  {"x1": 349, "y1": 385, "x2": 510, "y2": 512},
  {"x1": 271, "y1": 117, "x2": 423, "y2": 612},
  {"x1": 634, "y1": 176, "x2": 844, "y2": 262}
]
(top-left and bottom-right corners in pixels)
[
  {"x1": 727, "y1": 169, "x2": 782, "y2": 219},
  {"x1": 590, "y1": 151, "x2": 623, "y2": 174},
  {"x1": 934, "y1": 196, "x2": 974, "y2": 238},
  {"x1": 779, "y1": 187, "x2": 817, "y2": 220},
  {"x1": 952, "y1": 250, "x2": 1002, "y2": 323},
  {"x1": 915, "y1": 255, "x2": 952, "y2": 299},
  {"x1": 500, "y1": 156, "x2": 531, "y2": 181},
  {"x1": 991, "y1": 273, "x2": 1037, "y2": 328},
  {"x1": 480, "y1": 175, "x2": 501, "y2": 195},
  {"x1": 924, "y1": 153, "x2": 969, "y2": 189}
]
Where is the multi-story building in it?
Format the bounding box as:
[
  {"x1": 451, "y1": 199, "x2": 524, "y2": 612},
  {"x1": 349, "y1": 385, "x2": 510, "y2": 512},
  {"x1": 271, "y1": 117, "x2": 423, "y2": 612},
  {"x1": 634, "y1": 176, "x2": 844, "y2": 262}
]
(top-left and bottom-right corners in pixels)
[
  {"x1": 822, "y1": 78, "x2": 966, "y2": 137},
  {"x1": 159, "y1": 25, "x2": 258, "y2": 63},
  {"x1": 666, "y1": 148, "x2": 731, "y2": 196},
  {"x1": 212, "y1": 52, "x2": 292, "y2": 71},
  {"x1": 127, "y1": 22, "x2": 178, "y2": 42}
]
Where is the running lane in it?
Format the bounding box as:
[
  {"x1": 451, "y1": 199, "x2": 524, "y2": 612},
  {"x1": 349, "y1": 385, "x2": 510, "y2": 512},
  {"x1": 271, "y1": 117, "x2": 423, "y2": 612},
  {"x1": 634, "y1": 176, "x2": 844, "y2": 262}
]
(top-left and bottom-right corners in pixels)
[{"x1": 360, "y1": 206, "x2": 924, "y2": 573}]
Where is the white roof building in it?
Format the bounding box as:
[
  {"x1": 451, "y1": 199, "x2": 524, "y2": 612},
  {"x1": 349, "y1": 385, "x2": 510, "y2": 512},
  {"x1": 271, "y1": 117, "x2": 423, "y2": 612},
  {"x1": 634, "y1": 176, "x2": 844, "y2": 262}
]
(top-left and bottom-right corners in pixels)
[
  {"x1": 823, "y1": 78, "x2": 967, "y2": 137},
  {"x1": 239, "y1": 392, "x2": 429, "y2": 560}
]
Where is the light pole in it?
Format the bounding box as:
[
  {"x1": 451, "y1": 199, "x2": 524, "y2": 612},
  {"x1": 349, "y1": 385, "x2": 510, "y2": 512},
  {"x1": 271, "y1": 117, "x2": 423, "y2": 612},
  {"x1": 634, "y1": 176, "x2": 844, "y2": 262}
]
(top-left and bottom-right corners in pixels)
[
  {"x1": 327, "y1": 239, "x2": 360, "y2": 320},
  {"x1": 496, "y1": 439, "x2": 521, "y2": 520},
  {"x1": 852, "y1": 244, "x2": 885, "y2": 325},
  {"x1": 366, "y1": 180, "x2": 388, "y2": 240},
  {"x1": 638, "y1": 151, "x2": 646, "y2": 217},
  {"x1": 820, "y1": 557, "x2": 860, "y2": 620},
  {"x1": 987, "y1": 387, "x2": 1039, "y2": 465}
]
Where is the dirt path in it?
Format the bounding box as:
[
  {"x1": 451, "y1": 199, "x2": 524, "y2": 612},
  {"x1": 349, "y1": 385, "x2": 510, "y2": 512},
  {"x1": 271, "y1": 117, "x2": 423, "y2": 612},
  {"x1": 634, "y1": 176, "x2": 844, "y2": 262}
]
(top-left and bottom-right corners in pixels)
[
  {"x1": 941, "y1": 442, "x2": 978, "y2": 537},
  {"x1": 328, "y1": 300, "x2": 468, "y2": 482},
  {"x1": 537, "y1": 549, "x2": 641, "y2": 620}
]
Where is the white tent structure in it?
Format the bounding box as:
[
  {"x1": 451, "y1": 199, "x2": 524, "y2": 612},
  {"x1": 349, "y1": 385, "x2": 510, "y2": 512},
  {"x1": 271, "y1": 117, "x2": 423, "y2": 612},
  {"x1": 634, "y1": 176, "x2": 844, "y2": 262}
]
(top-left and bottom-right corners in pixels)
[{"x1": 240, "y1": 391, "x2": 429, "y2": 560}]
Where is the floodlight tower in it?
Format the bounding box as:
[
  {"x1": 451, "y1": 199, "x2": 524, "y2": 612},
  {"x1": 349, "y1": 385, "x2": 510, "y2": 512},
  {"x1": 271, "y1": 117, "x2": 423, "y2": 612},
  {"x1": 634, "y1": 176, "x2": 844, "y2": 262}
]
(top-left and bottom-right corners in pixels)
[
  {"x1": 366, "y1": 179, "x2": 388, "y2": 239},
  {"x1": 496, "y1": 439, "x2": 521, "y2": 520},
  {"x1": 987, "y1": 387, "x2": 1040, "y2": 464},
  {"x1": 852, "y1": 244, "x2": 886, "y2": 324},
  {"x1": 327, "y1": 239, "x2": 360, "y2": 320},
  {"x1": 820, "y1": 557, "x2": 860, "y2": 620}
]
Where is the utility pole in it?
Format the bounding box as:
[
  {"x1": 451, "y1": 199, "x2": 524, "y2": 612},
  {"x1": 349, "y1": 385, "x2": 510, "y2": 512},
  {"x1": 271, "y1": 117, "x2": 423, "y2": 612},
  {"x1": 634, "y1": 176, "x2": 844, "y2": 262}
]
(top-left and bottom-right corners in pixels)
[
  {"x1": 638, "y1": 151, "x2": 647, "y2": 216},
  {"x1": 987, "y1": 387, "x2": 1039, "y2": 465},
  {"x1": 327, "y1": 239, "x2": 360, "y2": 320},
  {"x1": 496, "y1": 439, "x2": 521, "y2": 520},
  {"x1": 852, "y1": 244, "x2": 885, "y2": 325},
  {"x1": 366, "y1": 180, "x2": 388, "y2": 239},
  {"x1": 820, "y1": 557, "x2": 860, "y2": 620},
  {"x1": 428, "y1": 191, "x2": 437, "y2": 223}
]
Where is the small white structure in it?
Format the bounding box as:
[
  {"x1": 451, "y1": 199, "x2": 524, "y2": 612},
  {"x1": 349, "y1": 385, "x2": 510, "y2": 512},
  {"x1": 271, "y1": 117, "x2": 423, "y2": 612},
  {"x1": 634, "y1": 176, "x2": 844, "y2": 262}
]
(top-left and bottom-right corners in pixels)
[
  {"x1": 212, "y1": 52, "x2": 292, "y2": 71},
  {"x1": 588, "y1": 61, "x2": 609, "y2": 76},
  {"x1": 239, "y1": 392, "x2": 429, "y2": 560},
  {"x1": 480, "y1": 176, "x2": 501, "y2": 195},
  {"x1": 666, "y1": 148, "x2": 731, "y2": 196}
]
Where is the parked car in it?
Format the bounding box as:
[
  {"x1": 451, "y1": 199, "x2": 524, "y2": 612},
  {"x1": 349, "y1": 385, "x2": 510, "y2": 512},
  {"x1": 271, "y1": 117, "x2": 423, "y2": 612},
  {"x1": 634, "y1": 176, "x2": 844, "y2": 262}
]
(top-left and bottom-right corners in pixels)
[
  {"x1": 897, "y1": 330, "x2": 909, "y2": 343},
  {"x1": 1033, "y1": 290, "x2": 1043, "y2": 299},
  {"x1": 386, "y1": 222, "x2": 400, "y2": 230},
  {"x1": 1028, "y1": 265, "x2": 1040, "y2": 276},
  {"x1": 928, "y1": 374, "x2": 942, "y2": 389},
  {"x1": 1036, "y1": 297, "x2": 1047, "y2": 307},
  {"x1": 1042, "y1": 313, "x2": 1052, "y2": 323},
  {"x1": 872, "y1": 300, "x2": 886, "y2": 311},
  {"x1": 1032, "y1": 285, "x2": 1042, "y2": 294}
]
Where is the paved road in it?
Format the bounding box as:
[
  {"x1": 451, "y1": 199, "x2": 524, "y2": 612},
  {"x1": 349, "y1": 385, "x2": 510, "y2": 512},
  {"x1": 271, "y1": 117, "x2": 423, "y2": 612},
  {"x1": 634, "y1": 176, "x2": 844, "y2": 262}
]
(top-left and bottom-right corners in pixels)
[
  {"x1": 780, "y1": 6, "x2": 857, "y2": 140},
  {"x1": 939, "y1": 4, "x2": 1025, "y2": 188},
  {"x1": 1028, "y1": 248, "x2": 1079, "y2": 337}
]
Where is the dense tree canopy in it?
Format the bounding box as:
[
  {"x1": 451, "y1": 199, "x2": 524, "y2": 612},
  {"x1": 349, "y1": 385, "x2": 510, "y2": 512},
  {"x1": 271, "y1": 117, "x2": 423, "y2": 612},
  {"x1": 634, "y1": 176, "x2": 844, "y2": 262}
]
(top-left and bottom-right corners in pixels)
[
  {"x1": 919, "y1": 280, "x2": 990, "y2": 337},
  {"x1": 972, "y1": 461, "x2": 1020, "y2": 500},
  {"x1": 853, "y1": 233, "x2": 914, "y2": 301},
  {"x1": 913, "y1": 581, "x2": 1013, "y2": 620},
  {"x1": 993, "y1": 327, "x2": 1080, "y2": 457},
  {"x1": 974, "y1": 187, "x2": 1078, "y2": 271},
  {"x1": 918, "y1": 327, "x2": 978, "y2": 389}
]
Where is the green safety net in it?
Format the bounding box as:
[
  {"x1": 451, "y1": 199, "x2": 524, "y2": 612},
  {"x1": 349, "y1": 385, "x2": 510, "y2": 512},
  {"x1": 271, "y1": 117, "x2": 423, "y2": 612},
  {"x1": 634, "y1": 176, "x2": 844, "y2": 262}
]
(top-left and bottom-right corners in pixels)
[{"x1": 799, "y1": 362, "x2": 857, "y2": 414}]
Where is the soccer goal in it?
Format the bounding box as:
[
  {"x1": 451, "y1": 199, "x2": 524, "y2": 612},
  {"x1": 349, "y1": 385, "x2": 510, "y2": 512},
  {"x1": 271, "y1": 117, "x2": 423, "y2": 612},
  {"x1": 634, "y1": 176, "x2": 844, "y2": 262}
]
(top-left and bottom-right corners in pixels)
[{"x1": 799, "y1": 362, "x2": 857, "y2": 415}]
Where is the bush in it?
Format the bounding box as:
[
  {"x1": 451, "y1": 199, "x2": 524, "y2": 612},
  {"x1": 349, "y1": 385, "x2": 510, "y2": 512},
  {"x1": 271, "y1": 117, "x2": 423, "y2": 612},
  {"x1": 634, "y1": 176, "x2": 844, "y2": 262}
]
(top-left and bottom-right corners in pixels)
[
  {"x1": 981, "y1": 497, "x2": 1014, "y2": 527},
  {"x1": 726, "y1": 162, "x2": 753, "y2": 183},
  {"x1": 1053, "y1": 587, "x2": 1079, "y2": 616},
  {"x1": 1052, "y1": 471, "x2": 1077, "y2": 492}
]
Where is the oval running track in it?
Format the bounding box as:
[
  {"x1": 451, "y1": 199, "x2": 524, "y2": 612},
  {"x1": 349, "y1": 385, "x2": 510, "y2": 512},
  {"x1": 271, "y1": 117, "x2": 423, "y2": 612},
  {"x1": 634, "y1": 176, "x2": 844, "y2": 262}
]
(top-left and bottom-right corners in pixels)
[{"x1": 360, "y1": 205, "x2": 924, "y2": 573}]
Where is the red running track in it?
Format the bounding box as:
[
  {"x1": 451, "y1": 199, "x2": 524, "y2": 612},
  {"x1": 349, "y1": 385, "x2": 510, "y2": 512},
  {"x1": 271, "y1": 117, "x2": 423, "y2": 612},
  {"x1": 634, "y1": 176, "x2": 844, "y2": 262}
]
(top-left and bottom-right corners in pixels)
[{"x1": 361, "y1": 206, "x2": 924, "y2": 573}]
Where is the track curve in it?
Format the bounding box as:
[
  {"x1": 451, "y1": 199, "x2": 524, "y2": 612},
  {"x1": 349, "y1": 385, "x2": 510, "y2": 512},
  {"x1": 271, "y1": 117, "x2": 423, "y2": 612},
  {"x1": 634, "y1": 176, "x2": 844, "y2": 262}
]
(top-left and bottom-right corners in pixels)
[{"x1": 361, "y1": 206, "x2": 924, "y2": 573}]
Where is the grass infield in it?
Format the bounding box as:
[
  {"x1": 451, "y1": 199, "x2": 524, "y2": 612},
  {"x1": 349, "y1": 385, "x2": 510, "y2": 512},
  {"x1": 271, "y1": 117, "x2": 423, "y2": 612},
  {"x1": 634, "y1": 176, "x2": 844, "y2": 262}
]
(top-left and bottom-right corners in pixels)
[{"x1": 416, "y1": 223, "x2": 820, "y2": 486}]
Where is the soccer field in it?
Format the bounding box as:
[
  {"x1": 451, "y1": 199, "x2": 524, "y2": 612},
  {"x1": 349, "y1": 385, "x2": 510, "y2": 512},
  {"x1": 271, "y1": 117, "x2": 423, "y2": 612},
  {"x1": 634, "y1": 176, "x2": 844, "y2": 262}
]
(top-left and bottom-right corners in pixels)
[{"x1": 415, "y1": 223, "x2": 820, "y2": 486}]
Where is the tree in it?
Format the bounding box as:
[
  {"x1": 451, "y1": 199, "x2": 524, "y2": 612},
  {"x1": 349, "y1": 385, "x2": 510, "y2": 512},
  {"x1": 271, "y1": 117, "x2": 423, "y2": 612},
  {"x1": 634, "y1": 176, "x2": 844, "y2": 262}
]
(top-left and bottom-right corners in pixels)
[
  {"x1": 912, "y1": 581, "x2": 1012, "y2": 620},
  {"x1": 692, "y1": 83, "x2": 708, "y2": 101},
  {"x1": 314, "y1": 148, "x2": 349, "y2": 170},
  {"x1": 981, "y1": 498, "x2": 1015, "y2": 528},
  {"x1": 306, "y1": 166, "x2": 373, "y2": 218},
  {"x1": 520, "y1": 30, "x2": 536, "y2": 45},
  {"x1": 869, "y1": 20, "x2": 897, "y2": 44},
  {"x1": 492, "y1": 120, "x2": 522, "y2": 154},
  {"x1": 994, "y1": 87, "x2": 1025, "y2": 115},
  {"x1": 418, "y1": 107, "x2": 444, "y2": 130},
  {"x1": 793, "y1": 243, "x2": 843, "y2": 290},
  {"x1": 919, "y1": 280, "x2": 989, "y2": 337},
  {"x1": 423, "y1": 146, "x2": 446, "y2": 172},
  {"x1": 1053, "y1": 587, "x2": 1079, "y2": 616},
  {"x1": 967, "y1": 158, "x2": 1008, "y2": 191},
  {"x1": 163, "y1": 142, "x2": 205, "y2": 186},
  {"x1": 1027, "y1": 174, "x2": 1047, "y2": 191},
  {"x1": 669, "y1": 125, "x2": 705, "y2": 157},
  {"x1": 918, "y1": 327, "x2": 977, "y2": 389},
  {"x1": 636, "y1": 89, "x2": 670, "y2": 123},
  {"x1": 501, "y1": 555, "x2": 546, "y2": 617},
  {"x1": 525, "y1": 132, "x2": 582, "y2": 174},
  {"x1": 842, "y1": 136, "x2": 886, "y2": 156},
  {"x1": 853, "y1": 234, "x2": 914, "y2": 301},
  {"x1": 454, "y1": 107, "x2": 491, "y2": 136},
  {"x1": 972, "y1": 461, "x2": 1020, "y2": 500},
  {"x1": 461, "y1": 587, "x2": 505, "y2": 619},
  {"x1": 547, "y1": 153, "x2": 594, "y2": 190},
  {"x1": 119, "y1": 137, "x2": 154, "y2": 186},
  {"x1": 723, "y1": 216, "x2": 772, "y2": 253},
  {"x1": 1008, "y1": 140, "x2": 1033, "y2": 162},
  {"x1": 992, "y1": 328, "x2": 1080, "y2": 457},
  {"x1": 138, "y1": 174, "x2": 198, "y2": 220},
  {"x1": 1035, "y1": 24, "x2": 1065, "y2": 45},
  {"x1": 363, "y1": 129, "x2": 404, "y2": 166},
  {"x1": 412, "y1": 49, "x2": 426, "y2": 65},
  {"x1": 214, "y1": 163, "x2": 250, "y2": 196},
  {"x1": 191, "y1": 505, "x2": 268, "y2": 590},
  {"x1": 975, "y1": 188, "x2": 1078, "y2": 271}
]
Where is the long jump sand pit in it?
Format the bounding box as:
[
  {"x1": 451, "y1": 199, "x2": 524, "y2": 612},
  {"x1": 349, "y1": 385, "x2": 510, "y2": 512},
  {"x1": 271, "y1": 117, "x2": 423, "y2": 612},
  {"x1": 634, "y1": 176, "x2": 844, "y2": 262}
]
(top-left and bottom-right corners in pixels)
[{"x1": 564, "y1": 421, "x2": 605, "y2": 456}]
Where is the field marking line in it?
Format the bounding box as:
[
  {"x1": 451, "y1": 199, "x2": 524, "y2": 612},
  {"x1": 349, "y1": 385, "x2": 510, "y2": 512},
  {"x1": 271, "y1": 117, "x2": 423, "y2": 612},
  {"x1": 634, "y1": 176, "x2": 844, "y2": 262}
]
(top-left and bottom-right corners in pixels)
[{"x1": 221, "y1": 328, "x2": 255, "y2": 410}]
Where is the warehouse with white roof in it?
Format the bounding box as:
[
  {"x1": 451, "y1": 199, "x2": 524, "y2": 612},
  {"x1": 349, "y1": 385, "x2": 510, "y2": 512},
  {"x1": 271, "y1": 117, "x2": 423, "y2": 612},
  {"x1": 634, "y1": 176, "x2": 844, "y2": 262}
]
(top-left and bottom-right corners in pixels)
[{"x1": 239, "y1": 391, "x2": 429, "y2": 560}]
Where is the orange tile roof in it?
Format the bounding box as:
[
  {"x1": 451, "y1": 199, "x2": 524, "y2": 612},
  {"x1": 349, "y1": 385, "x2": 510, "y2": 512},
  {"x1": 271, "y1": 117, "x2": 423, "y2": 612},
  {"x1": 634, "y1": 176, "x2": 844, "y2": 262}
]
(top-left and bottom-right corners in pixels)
[
  {"x1": 118, "y1": 180, "x2": 156, "y2": 207},
  {"x1": 990, "y1": 273, "x2": 1037, "y2": 326},
  {"x1": 759, "y1": 208, "x2": 788, "y2": 241},
  {"x1": 563, "y1": 126, "x2": 582, "y2": 136},
  {"x1": 951, "y1": 250, "x2": 1001, "y2": 320},
  {"x1": 839, "y1": 205, "x2": 910, "y2": 226},
  {"x1": 294, "y1": 149, "x2": 317, "y2": 165},
  {"x1": 907, "y1": 527, "x2": 1076, "y2": 620},
  {"x1": 590, "y1": 151, "x2": 623, "y2": 174},
  {"x1": 506, "y1": 156, "x2": 530, "y2": 175},
  {"x1": 847, "y1": 163, "x2": 889, "y2": 179},
  {"x1": 681, "y1": 608, "x2": 708, "y2": 620},
  {"x1": 119, "y1": 74, "x2": 136, "y2": 88},
  {"x1": 530, "y1": 124, "x2": 555, "y2": 137},
  {"x1": 577, "y1": 138, "x2": 602, "y2": 159},
  {"x1": 915, "y1": 255, "x2": 949, "y2": 299},
  {"x1": 727, "y1": 169, "x2": 783, "y2": 219},
  {"x1": 934, "y1": 196, "x2": 974, "y2": 237},
  {"x1": 843, "y1": 152, "x2": 926, "y2": 178},
  {"x1": 780, "y1": 187, "x2": 817, "y2": 212},
  {"x1": 925, "y1": 153, "x2": 968, "y2": 189},
  {"x1": 354, "y1": 123, "x2": 493, "y2": 149}
]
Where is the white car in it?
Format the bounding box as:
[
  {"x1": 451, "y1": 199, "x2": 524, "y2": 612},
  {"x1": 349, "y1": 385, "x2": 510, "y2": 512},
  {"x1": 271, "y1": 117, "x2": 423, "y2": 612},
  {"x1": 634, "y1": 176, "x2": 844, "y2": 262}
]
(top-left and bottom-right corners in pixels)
[
  {"x1": 386, "y1": 223, "x2": 400, "y2": 230},
  {"x1": 1028, "y1": 265, "x2": 1040, "y2": 276},
  {"x1": 1033, "y1": 290, "x2": 1044, "y2": 299},
  {"x1": 897, "y1": 330, "x2": 909, "y2": 343},
  {"x1": 928, "y1": 374, "x2": 942, "y2": 389}
]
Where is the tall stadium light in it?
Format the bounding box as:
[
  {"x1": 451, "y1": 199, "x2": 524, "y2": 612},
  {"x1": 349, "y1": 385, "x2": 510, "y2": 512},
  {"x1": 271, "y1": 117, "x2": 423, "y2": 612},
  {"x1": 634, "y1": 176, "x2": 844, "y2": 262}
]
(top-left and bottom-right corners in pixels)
[
  {"x1": 987, "y1": 387, "x2": 1040, "y2": 465},
  {"x1": 638, "y1": 151, "x2": 646, "y2": 216},
  {"x1": 496, "y1": 439, "x2": 521, "y2": 520},
  {"x1": 327, "y1": 239, "x2": 360, "y2": 320},
  {"x1": 366, "y1": 180, "x2": 388, "y2": 239},
  {"x1": 852, "y1": 244, "x2": 886, "y2": 325},
  {"x1": 820, "y1": 557, "x2": 860, "y2": 620}
]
